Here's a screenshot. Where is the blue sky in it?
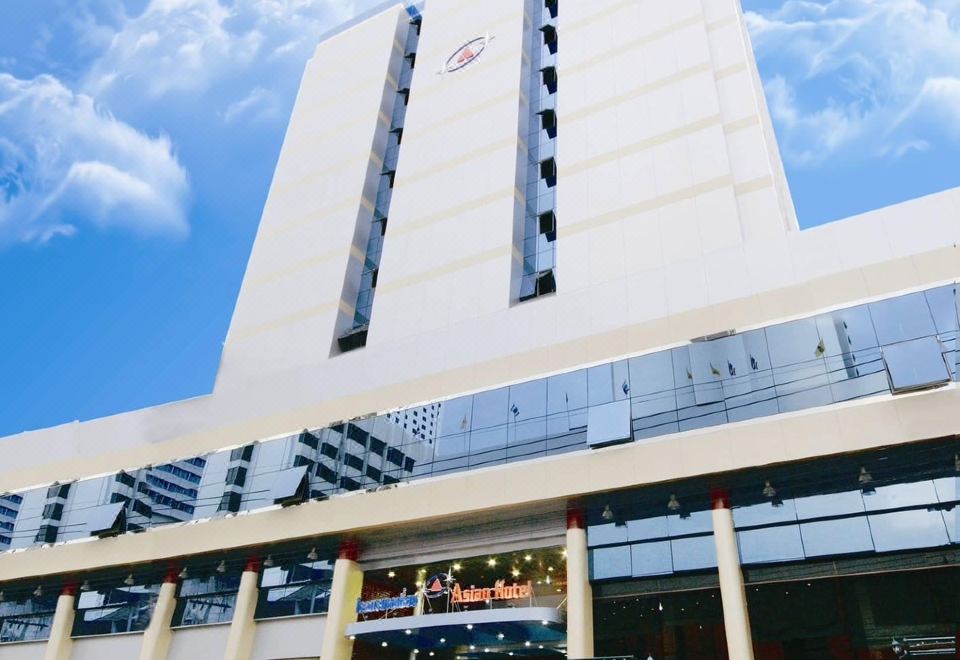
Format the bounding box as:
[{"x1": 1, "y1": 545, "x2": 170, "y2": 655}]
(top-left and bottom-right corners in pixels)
[{"x1": 0, "y1": 0, "x2": 958, "y2": 437}]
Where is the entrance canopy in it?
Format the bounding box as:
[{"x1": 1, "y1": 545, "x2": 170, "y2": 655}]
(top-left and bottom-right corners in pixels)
[{"x1": 346, "y1": 606, "x2": 566, "y2": 654}]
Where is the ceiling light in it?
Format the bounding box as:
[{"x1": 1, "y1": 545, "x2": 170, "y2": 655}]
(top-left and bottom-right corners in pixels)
[
  {"x1": 307, "y1": 547, "x2": 319, "y2": 562},
  {"x1": 859, "y1": 467, "x2": 876, "y2": 495},
  {"x1": 667, "y1": 494, "x2": 682, "y2": 512},
  {"x1": 123, "y1": 574, "x2": 135, "y2": 587},
  {"x1": 0, "y1": 591, "x2": 4, "y2": 602},
  {"x1": 263, "y1": 555, "x2": 275, "y2": 568},
  {"x1": 487, "y1": 558, "x2": 497, "y2": 567},
  {"x1": 762, "y1": 480, "x2": 777, "y2": 499},
  {"x1": 216, "y1": 560, "x2": 227, "y2": 574},
  {"x1": 388, "y1": 571, "x2": 396, "y2": 578},
  {"x1": 33, "y1": 585, "x2": 43, "y2": 598},
  {"x1": 524, "y1": 555, "x2": 532, "y2": 562},
  {"x1": 955, "y1": 454, "x2": 960, "y2": 472},
  {"x1": 80, "y1": 580, "x2": 91, "y2": 592},
  {"x1": 601, "y1": 504, "x2": 614, "y2": 521},
  {"x1": 178, "y1": 567, "x2": 189, "y2": 580},
  {"x1": 452, "y1": 562, "x2": 462, "y2": 572},
  {"x1": 511, "y1": 568, "x2": 520, "y2": 578}
]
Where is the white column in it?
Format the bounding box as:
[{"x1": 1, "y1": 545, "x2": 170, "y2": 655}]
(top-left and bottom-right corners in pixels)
[
  {"x1": 566, "y1": 508, "x2": 594, "y2": 659},
  {"x1": 43, "y1": 585, "x2": 77, "y2": 660},
  {"x1": 712, "y1": 491, "x2": 755, "y2": 660},
  {"x1": 223, "y1": 559, "x2": 260, "y2": 660},
  {"x1": 320, "y1": 541, "x2": 364, "y2": 660},
  {"x1": 139, "y1": 571, "x2": 179, "y2": 660}
]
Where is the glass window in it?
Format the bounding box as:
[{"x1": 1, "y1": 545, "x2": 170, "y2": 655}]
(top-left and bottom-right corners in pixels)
[
  {"x1": 74, "y1": 584, "x2": 160, "y2": 636},
  {"x1": 863, "y1": 480, "x2": 939, "y2": 512},
  {"x1": 733, "y1": 500, "x2": 799, "y2": 528},
  {"x1": 868, "y1": 509, "x2": 950, "y2": 553},
  {"x1": 508, "y1": 379, "x2": 547, "y2": 461},
  {"x1": 670, "y1": 535, "x2": 717, "y2": 571},
  {"x1": 794, "y1": 490, "x2": 866, "y2": 520},
  {"x1": 869, "y1": 292, "x2": 937, "y2": 345},
  {"x1": 546, "y1": 370, "x2": 588, "y2": 453},
  {"x1": 0, "y1": 592, "x2": 58, "y2": 643},
  {"x1": 626, "y1": 515, "x2": 669, "y2": 542},
  {"x1": 174, "y1": 572, "x2": 241, "y2": 627},
  {"x1": 800, "y1": 517, "x2": 874, "y2": 557},
  {"x1": 591, "y1": 546, "x2": 631, "y2": 580},
  {"x1": 631, "y1": 541, "x2": 673, "y2": 577},
  {"x1": 628, "y1": 351, "x2": 678, "y2": 439},
  {"x1": 588, "y1": 522, "x2": 628, "y2": 547},
  {"x1": 588, "y1": 361, "x2": 630, "y2": 406},
  {"x1": 738, "y1": 525, "x2": 805, "y2": 564},
  {"x1": 882, "y1": 336, "x2": 950, "y2": 392},
  {"x1": 256, "y1": 560, "x2": 334, "y2": 620},
  {"x1": 666, "y1": 509, "x2": 713, "y2": 537}
]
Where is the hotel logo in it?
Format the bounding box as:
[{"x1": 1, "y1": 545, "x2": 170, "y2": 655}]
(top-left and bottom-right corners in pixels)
[{"x1": 441, "y1": 35, "x2": 493, "y2": 74}]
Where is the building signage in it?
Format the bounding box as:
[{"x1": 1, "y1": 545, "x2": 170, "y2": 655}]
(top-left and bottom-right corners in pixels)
[
  {"x1": 423, "y1": 573, "x2": 451, "y2": 599},
  {"x1": 451, "y1": 579, "x2": 533, "y2": 604},
  {"x1": 441, "y1": 35, "x2": 493, "y2": 74},
  {"x1": 356, "y1": 592, "x2": 418, "y2": 614}
]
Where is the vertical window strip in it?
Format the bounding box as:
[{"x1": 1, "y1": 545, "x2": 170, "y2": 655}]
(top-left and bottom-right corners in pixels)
[
  {"x1": 519, "y1": 0, "x2": 558, "y2": 302},
  {"x1": 339, "y1": 7, "x2": 422, "y2": 352}
]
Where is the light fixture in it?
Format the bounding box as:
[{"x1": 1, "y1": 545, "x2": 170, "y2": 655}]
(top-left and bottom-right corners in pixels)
[
  {"x1": 762, "y1": 481, "x2": 777, "y2": 499},
  {"x1": 497, "y1": 632, "x2": 505, "y2": 640},
  {"x1": 216, "y1": 560, "x2": 227, "y2": 574},
  {"x1": 178, "y1": 567, "x2": 189, "y2": 580},
  {"x1": 667, "y1": 494, "x2": 682, "y2": 512},
  {"x1": 388, "y1": 571, "x2": 396, "y2": 578},
  {"x1": 381, "y1": 641, "x2": 388, "y2": 647},
  {"x1": 123, "y1": 573, "x2": 135, "y2": 587},
  {"x1": 658, "y1": 601, "x2": 664, "y2": 612},
  {"x1": 524, "y1": 554, "x2": 532, "y2": 562},
  {"x1": 511, "y1": 568, "x2": 520, "y2": 578},
  {"x1": 601, "y1": 504, "x2": 614, "y2": 521},
  {"x1": 487, "y1": 558, "x2": 497, "y2": 567},
  {"x1": 858, "y1": 466, "x2": 876, "y2": 495},
  {"x1": 33, "y1": 585, "x2": 43, "y2": 598},
  {"x1": 405, "y1": 629, "x2": 412, "y2": 635},
  {"x1": 955, "y1": 454, "x2": 960, "y2": 472},
  {"x1": 547, "y1": 566, "x2": 554, "y2": 572},
  {"x1": 263, "y1": 556, "x2": 275, "y2": 568},
  {"x1": 439, "y1": 637, "x2": 446, "y2": 643},
  {"x1": 466, "y1": 624, "x2": 474, "y2": 630},
  {"x1": 80, "y1": 580, "x2": 91, "y2": 592},
  {"x1": 307, "y1": 547, "x2": 319, "y2": 562},
  {"x1": 452, "y1": 562, "x2": 462, "y2": 572},
  {"x1": 561, "y1": 548, "x2": 567, "y2": 558}
]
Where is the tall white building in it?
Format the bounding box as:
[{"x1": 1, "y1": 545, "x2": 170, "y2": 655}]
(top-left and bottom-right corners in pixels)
[{"x1": 1, "y1": 1, "x2": 958, "y2": 659}]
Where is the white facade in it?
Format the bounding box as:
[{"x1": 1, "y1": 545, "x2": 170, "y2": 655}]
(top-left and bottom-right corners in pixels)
[{"x1": 0, "y1": 1, "x2": 958, "y2": 659}]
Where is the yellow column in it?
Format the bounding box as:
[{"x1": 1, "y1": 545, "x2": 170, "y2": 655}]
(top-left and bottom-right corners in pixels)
[
  {"x1": 320, "y1": 541, "x2": 364, "y2": 660},
  {"x1": 712, "y1": 491, "x2": 755, "y2": 660},
  {"x1": 566, "y1": 508, "x2": 594, "y2": 659},
  {"x1": 139, "y1": 570, "x2": 179, "y2": 660},
  {"x1": 223, "y1": 559, "x2": 260, "y2": 660},
  {"x1": 43, "y1": 584, "x2": 77, "y2": 660}
]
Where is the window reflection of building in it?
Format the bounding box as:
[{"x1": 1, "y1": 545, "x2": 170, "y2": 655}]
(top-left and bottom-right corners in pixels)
[{"x1": 73, "y1": 582, "x2": 160, "y2": 637}]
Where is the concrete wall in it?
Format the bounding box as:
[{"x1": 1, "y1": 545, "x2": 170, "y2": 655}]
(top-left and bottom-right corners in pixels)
[
  {"x1": 251, "y1": 616, "x2": 327, "y2": 660},
  {"x1": 71, "y1": 633, "x2": 144, "y2": 660},
  {"x1": 168, "y1": 624, "x2": 231, "y2": 660},
  {"x1": 0, "y1": 641, "x2": 47, "y2": 660}
]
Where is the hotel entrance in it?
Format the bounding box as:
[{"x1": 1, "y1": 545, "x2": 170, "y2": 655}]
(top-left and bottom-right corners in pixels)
[{"x1": 350, "y1": 547, "x2": 568, "y2": 658}]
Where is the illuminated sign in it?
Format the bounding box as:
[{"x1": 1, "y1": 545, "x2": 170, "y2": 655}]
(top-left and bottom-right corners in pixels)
[
  {"x1": 441, "y1": 35, "x2": 493, "y2": 74},
  {"x1": 423, "y1": 573, "x2": 450, "y2": 599},
  {"x1": 356, "y1": 592, "x2": 418, "y2": 615},
  {"x1": 451, "y1": 579, "x2": 533, "y2": 604}
]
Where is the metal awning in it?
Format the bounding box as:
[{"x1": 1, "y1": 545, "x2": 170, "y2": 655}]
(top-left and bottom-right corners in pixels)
[{"x1": 346, "y1": 606, "x2": 565, "y2": 653}]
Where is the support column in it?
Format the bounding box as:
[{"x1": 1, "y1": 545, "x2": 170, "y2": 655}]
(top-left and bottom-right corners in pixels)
[
  {"x1": 566, "y1": 507, "x2": 594, "y2": 659},
  {"x1": 320, "y1": 540, "x2": 364, "y2": 660},
  {"x1": 139, "y1": 568, "x2": 179, "y2": 660},
  {"x1": 43, "y1": 583, "x2": 77, "y2": 660},
  {"x1": 712, "y1": 490, "x2": 755, "y2": 660},
  {"x1": 223, "y1": 558, "x2": 260, "y2": 660}
]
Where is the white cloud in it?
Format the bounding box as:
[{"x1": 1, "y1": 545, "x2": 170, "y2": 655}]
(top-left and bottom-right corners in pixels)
[
  {"x1": 224, "y1": 85, "x2": 281, "y2": 123},
  {"x1": 83, "y1": 0, "x2": 372, "y2": 106},
  {"x1": 0, "y1": 73, "x2": 189, "y2": 244},
  {"x1": 745, "y1": 0, "x2": 960, "y2": 165}
]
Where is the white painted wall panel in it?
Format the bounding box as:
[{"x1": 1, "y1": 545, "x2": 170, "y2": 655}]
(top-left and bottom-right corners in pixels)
[
  {"x1": 71, "y1": 634, "x2": 144, "y2": 660},
  {"x1": 168, "y1": 624, "x2": 231, "y2": 660},
  {"x1": 251, "y1": 616, "x2": 326, "y2": 660}
]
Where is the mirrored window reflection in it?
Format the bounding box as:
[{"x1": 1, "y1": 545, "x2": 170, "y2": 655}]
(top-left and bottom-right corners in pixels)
[
  {"x1": 545, "y1": 369, "x2": 588, "y2": 454},
  {"x1": 0, "y1": 592, "x2": 58, "y2": 643},
  {"x1": 626, "y1": 515, "x2": 668, "y2": 542},
  {"x1": 766, "y1": 317, "x2": 833, "y2": 413},
  {"x1": 869, "y1": 509, "x2": 951, "y2": 553},
  {"x1": 174, "y1": 572, "x2": 241, "y2": 627},
  {"x1": 793, "y1": 490, "x2": 866, "y2": 520},
  {"x1": 590, "y1": 546, "x2": 631, "y2": 580},
  {"x1": 434, "y1": 395, "x2": 472, "y2": 475},
  {"x1": 74, "y1": 583, "x2": 160, "y2": 636},
  {"x1": 628, "y1": 352, "x2": 678, "y2": 440},
  {"x1": 738, "y1": 525, "x2": 805, "y2": 564},
  {"x1": 800, "y1": 517, "x2": 874, "y2": 557},
  {"x1": 883, "y1": 336, "x2": 951, "y2": 392},
  {"x1": 469, "y1": 388, "x2": 508, "y2": 468},
  {"x1": 631, "y1": 541, "x2": 673, "y2": 576},
  {"x1": 256, "y1": 560, "x2": 334, "y2": 620},
  {"x1": 507, "y1": 379, "x2": 547, "y2": 462},
  {"x1": 869, "y1": 292, "x2": 937, "y2": 345},
  {"x1": 670, "y1": 535, "x2": 717, "y2": 571}
]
